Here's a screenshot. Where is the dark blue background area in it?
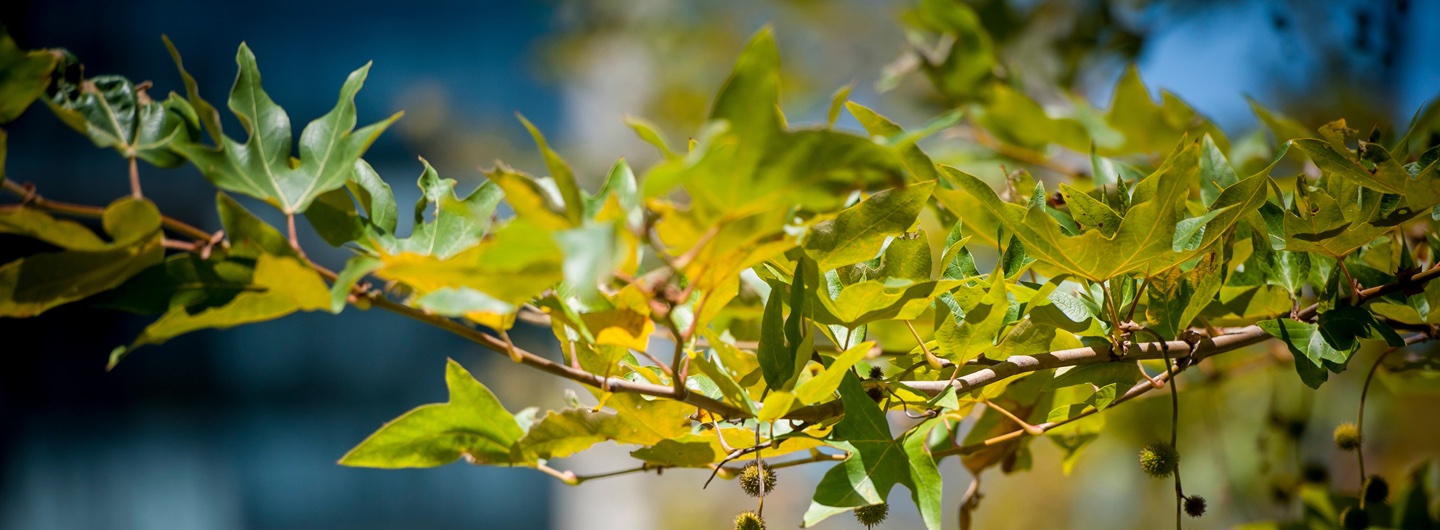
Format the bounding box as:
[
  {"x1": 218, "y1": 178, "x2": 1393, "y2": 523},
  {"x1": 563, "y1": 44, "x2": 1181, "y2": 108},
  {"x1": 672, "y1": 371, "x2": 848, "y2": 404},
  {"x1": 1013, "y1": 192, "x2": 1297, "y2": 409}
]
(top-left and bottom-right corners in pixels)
[{"x1": 1, "y1": 1, "x2": 564, "y2": 529}]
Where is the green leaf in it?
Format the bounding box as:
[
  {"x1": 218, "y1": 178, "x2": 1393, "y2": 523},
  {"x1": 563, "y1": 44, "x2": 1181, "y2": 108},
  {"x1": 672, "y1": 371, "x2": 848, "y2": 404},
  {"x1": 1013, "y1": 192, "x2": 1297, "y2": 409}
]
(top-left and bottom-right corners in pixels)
[
  {"x1": 974, "y1": 83, "x2": 1089, "y2": 152},
  {"x1": 170, "y1": 43, "x2": 399, "y2": 214},
  {"x1": 623, "y1": 115, "x2": 676, "y2": 160},
  {"x1": 111, "y1": 252, "x2": 332, "y2": 368},
  {"x1": 846, "y1": 101, "x2": 940, "y2": 181},
  {"x1": 374, "y1": 218, "x2": 564, "y2": 311},
  {"x1": 518, "y1": 114, "x2": 585, "y2": 225},
  {"x1": 216, "y1": 193, "x2": 297, "y2": 259},
  {"x1": 384, "y1": 158, "x2": 504, "y2": 259},
  {"x1": 587, "y1": 158, "x2": 642, "y2": 228},
  {"x1": 1059, "y1": 183, "x2": 1121, "y2": 237},
  {"x1": 340, "y1": 359, "x2": 525, "y2": 468},
  {"x1": 304, "y1": 159, "x2": 404, "y2": 248},
  {"x1": 758, "y1": 265, "x2": 810, "y2": 391},
  {"x1": 944, "y1": 139, "x2": 1260, "y2": 281},
  {"x1": 795, "y1": 341, "x2": 874, "y2": 404},
  {"x1": 812, "y1": 277, "x2": 963, "y2": 327},
  {"x1": 802, "y1": 373, "x2": 942, "y2": 530},
  {"x1": 825, "y1": 83, "x2": 852, "y2": 128},
  {"x1": 1247, "y1": 98, "x2": 1311, "y2": 147},
  {"x1": 92, "y1": 252, "x2": 256, "y2": 316},
  {"x1": 45, "y1": 51, "x2": 198, "y2": 167},
  {"x1": 329, "y1": 254, "x2": 379, "y2": 312},
  {"x1": 935, "y1": 269, "x2": 1008, "y2": 363},
  {"x1": 1294, "y1": 138, "x2": 1440, "y2": 211},
  {"x1": 911, "y1": 0, "x2": 995, "y2": 104},
  {"x1": 163, "y1": 36, "x2": 222, "y2": 146},
  {"x1": 1199, "y1": 134, "x2": 1238, "y2": 207},
  {"x1": 553, "y1": 222, "x2": 616, "y2": 306},
  {"x1": 1102, "y1": 65, "x2": 1226, "y2": 156},
  {"x1": 1281, "y1": 186, "x2": 1423, "y2": 259},
  {"x1": 690, "y1": 353, "x2": 756, "y2": 414},
  {"x1": 802, "y1": 181, "x2": 935, "y2": 271},
  {"x1": 1145, "y1": 254, "x2": 1223, "y2": 339},
  {"x1": 642, "y1": 30, "x2": 905, "y2": 216},
  {"x1": 0, "y1": 25, "x2": 59, "y2": 123},
  {"x1": 1257, "y1": 318, "x2": 1352, "y2": 389},
  {"x1": 0, "y1": 197, "x2": 163, "y2": 317}
]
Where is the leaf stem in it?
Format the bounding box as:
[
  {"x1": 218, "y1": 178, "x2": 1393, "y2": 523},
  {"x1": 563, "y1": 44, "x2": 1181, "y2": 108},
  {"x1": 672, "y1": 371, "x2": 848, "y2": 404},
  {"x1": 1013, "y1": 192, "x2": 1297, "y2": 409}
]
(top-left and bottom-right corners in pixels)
[
  {"x1": 285, "y1": 212, "x2": 307, "y2": 260},
  {"x1": 128, "y1": 156, "x2": 142, "y2": 199},
  {"x1": 1356, "y1": 343, "x2": 1407, "y2": 505}
]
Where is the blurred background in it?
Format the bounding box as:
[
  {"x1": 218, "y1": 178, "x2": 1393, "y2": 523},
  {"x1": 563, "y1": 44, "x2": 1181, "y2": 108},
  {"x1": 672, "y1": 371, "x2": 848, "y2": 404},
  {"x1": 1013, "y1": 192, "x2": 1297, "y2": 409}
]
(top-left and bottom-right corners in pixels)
[{"x1": 3, "y1": 0, "x2": 1439, "y2": 528}]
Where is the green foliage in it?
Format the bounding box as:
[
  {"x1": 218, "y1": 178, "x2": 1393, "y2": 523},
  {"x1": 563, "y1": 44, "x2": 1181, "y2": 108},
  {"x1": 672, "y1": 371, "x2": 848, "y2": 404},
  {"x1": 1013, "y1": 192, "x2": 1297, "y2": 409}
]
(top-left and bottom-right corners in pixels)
[
  {"x1": 339, "y1": 359, "x2": 525, "y2": 468},
  {"x1": 3, "y1": 6, "x2": 1440, "y2": 530}
]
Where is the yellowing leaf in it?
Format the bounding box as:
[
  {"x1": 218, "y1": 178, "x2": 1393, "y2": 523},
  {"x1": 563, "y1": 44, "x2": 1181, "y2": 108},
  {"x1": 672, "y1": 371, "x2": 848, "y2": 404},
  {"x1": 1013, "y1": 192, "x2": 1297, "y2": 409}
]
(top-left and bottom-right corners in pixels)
[{"x1": 113, "y1": 253, "x2": 331, "y2": 367}]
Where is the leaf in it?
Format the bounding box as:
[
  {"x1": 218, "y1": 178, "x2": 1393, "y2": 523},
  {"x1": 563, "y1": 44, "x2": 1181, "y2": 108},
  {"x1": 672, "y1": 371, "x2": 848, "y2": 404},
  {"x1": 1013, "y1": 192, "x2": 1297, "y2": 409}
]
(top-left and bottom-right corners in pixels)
[
  {"x1": 517, "y1": 114, "x2": 585, "y2": 225},
  {"x1": 0, "y1": 197, "x2": 163, "y2": 317},
  {"x1": 45, "y1": 51, "x2": 197, "y2": 167},
  {"x1": 1281, "y1": 186, "x2": 1423, "y2": 259},
  {"x1": 757, "y1": 265, "x2": 810, "y2": 391},
  {"x1": 1102, "y1": 65, "x2": 1226, "y2": 156},
  {"x1": 340, "y1": 359, "x2": 525, "y2": 468},
  {"x1": 631, "y1": 428, "x2": 824, "y2": 467},
  {"x1": 1199, "y1": 134, "x2": 1238, "y2": 207},
  {"x1": 802, "y1": 181, "x2": 935, "y2": 271},
  {"x1": 169, "y1": 43, "x2": 400, "y2": 214},
  {"x1": 553, "y1": 222, "x2": 617, "y2": 306},
  {"x1": 374, "y1": 218, "x2": 563, "y2": 311},
  {"x1": 0, "y1": 25, "x2": 59, "y2": 123},
  {"x1": 846, "y1": 101, "x2": 940, "y2": 181},
  {"x1": 795, "y1": 341, "x2": 875, "y2": 404},
  {"x1": 515, "y1": 407, "x2": 646, "y2": 462},
  {"x1": 1059, "y1": 183, "x2": 1121, "y2": 237},
  {"x1": 643, "y1": 29, "x2": 905, "y2": 216},
  {"x1": 825, "y1": 83, "x2": 852, "y2": 128},
  {"x1": 974, "y1": 83, "x2": 1089, "y2": 151},
  {"x1": 1248, "y1": 98, "x2": 1312, "y2": 146},
  {"x1": 1145, "y1": 254, "x2": 1224, "y2": 339},
  {"x1": 623, "y1": 115, "x2": 676, "y2": 159},
  {"x1": 1294, "y1": 138, "x2": 1440, "y2": 211},
  {"x1": 935, "y1": 270, "x2": 1008, "y2": 363},
  {"x1": 111, "y1": 252, "x2": 332, "y2": 368},
  {"x1": 912, "y1": 0, "x2": 995, "y2": 103},
  {"x1": 943, "y1": 145, "x2": 1192, "y2": 281},
  {"x1": 304, "y1": 159, "x2": 405, "y2": 249},
  {"x1": 329, "y1": 254, "x2": 379, "y2": 312},
  {"x1": 1258, "y1": 318, "x2": 1353, "y2": 389},
  {"x1": 812, "y1": 277, "x2": 963, "y2": 327},
  {"x1": 802, "y1": 373, "x2": 943, "y2": 530}
]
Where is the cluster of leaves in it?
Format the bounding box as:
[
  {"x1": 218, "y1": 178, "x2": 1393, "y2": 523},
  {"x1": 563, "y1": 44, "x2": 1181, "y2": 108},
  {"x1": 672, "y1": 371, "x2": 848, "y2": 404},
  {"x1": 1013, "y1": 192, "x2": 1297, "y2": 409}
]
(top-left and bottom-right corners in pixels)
[{"x1": 4, "y1": 2, "x2": 1440, "y2": 527}]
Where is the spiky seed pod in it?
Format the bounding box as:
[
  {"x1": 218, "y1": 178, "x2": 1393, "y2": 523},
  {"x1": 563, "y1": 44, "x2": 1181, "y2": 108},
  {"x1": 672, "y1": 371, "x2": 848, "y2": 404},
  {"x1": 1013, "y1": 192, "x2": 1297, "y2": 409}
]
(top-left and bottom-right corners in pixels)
[
  {"x1": 1339, "y1": 506, "x2": 1369, "y2": 530},
  {"x1": 1139, "y1": 441, "x2": 1180, "y2": 478},
  {"x1": 1301, "y1": 462, "x2": 1330, "y2": 484},
  {"x1": 853, "y1": 503, "x2": 889, "y2": 528},
  {"x1": 1364, "y1": 476, "x2": 1389, "y2": 504},
  {"x1": 1184, "y1": 496, "x2": 1207, "y2": 517},
  {"x1": 739, "y1": 461, "x2": 778, "y2": 497},
  {"x1": 869, "y1": 365, "x2": 884, "y2": 379},
  {"x1": 734, "y1": 511, "x2": 765, "y2": 530},
  {"x1": 1334, "y1": 423, "x2": 1362, "y2": 451}
]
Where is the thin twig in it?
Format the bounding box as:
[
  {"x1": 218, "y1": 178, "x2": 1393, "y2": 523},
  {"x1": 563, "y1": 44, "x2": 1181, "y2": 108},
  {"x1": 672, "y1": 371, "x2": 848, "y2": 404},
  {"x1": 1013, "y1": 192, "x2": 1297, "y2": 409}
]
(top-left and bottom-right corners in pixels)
[{"x1": 3, "y1": 177, "x2": 212, "y2": 241}]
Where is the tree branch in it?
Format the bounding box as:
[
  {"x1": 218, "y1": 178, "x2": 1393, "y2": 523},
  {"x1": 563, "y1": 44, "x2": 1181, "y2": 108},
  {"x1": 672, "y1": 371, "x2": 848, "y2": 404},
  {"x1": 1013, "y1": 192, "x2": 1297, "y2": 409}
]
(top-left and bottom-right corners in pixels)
[{"x1": 3, "y1": 177, "x2": 213, "y2": 242}]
